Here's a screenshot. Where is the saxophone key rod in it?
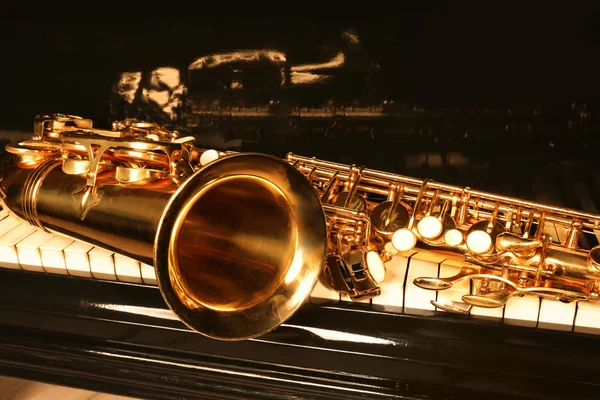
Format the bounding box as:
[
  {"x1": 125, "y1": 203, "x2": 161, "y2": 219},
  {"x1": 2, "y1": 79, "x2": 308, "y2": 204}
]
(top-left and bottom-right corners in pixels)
[{"x1": 2, "y1": 113, "x2": 600, "y2": 341}]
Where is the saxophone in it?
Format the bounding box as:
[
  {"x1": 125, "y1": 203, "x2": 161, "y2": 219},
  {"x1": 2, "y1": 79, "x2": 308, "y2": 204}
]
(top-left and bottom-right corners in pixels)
[{"x1": 2, "y1": 114, "x2": 600, "y2": 340}]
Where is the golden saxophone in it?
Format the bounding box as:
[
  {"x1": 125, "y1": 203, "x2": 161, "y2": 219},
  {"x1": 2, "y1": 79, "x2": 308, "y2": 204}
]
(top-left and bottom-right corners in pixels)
[{"x1": 2, "y1": 114, "x2": 600, "y2": 340}]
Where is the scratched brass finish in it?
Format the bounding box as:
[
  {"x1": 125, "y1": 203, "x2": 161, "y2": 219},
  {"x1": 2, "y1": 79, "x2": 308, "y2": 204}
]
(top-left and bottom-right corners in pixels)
[{"x1": 5, "y1": 113, "x2": 600, "y2": 338}]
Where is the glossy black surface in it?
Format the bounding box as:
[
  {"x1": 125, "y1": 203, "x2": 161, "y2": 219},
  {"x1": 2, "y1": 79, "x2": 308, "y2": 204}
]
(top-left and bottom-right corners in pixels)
[
  {"x1": 2, "y1": 12, "x2": 600, "y2": 399},
  {"x1": 1, "y1": 268, "x2": 600, "y2": 399}
]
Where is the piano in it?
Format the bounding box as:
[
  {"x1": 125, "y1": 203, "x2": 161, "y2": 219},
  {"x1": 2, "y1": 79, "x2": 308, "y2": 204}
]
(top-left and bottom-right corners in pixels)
[{"x1": 2, "y1": 14, "x2": 600, "y2": 400}]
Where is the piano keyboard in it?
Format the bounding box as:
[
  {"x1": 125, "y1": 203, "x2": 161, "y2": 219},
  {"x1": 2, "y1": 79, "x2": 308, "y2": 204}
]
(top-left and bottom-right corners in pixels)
[
  {"x1": 1, "y1": 209, "x2": 600, "y2": 336},
  {"x1": 0, "y1": 209, "x2": 157, "y2": 286}
]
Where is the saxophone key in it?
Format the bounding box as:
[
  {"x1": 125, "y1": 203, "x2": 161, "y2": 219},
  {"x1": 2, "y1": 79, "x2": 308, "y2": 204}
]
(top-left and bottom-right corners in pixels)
[
  {"x1": 199, "y1": 149, "x2": 220, "y2": 166},
  {"x1": 325, "y1": 251, "x2": 380, "y2": 303},
  {"x1": 433, "y1": 260, "x2": 472, "y2": 314},
  {"x1": 431, "y1": 300, "x2": 472, "y2": 314},
  {"x1": 444, "y1": 229, "x2": 464, "y2": 247}
]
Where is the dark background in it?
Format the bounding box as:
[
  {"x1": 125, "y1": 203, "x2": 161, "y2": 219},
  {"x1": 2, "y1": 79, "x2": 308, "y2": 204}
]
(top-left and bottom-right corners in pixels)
[{"x1": 0, "y1": 5, "x2": 599, "y2": 130}]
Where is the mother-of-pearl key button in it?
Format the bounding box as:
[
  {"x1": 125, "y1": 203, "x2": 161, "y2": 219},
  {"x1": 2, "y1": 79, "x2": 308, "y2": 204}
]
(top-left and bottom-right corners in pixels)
[
  {"x1": 115, "y1": 254, "x2": 143, "y2": 284},
  {"x1": 16, "y1": 230, "x2": 54, "y2": 272},
  {"x1": 40, "y1": 235, "x2": 74, "y2": 275},
  {"x1": 141, "y1": 263, "x2": 157, "y2": 285},
  {"x1": 64, "y1": 241, "x2": 93, "y2": 278},
  {"x1": 417, "y1": 216, "x2": 443, "y2": 239},
  {"x1": 200, "y1": 149, "x2": 220, "y2": 165},
  {"x1": 0, "y1": 224, "x2": 37, "y2": 269},
  {"x1": 89, "y1": 247, "x2": 116, "y2": 280}
]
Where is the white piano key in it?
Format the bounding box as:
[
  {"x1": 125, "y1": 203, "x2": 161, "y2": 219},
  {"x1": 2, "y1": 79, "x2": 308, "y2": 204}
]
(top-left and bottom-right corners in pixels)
[
  {"x1": 89, "y1": 247, "x2": 116, "y2": 280},
  {"x1": 310, "y1": 280, "x2": 340, "y2": 303},
  {"x1": 64, "y1": 241, "x2": 93, "y2": 278},
  {"x1": 16, "y1": 230, "x2": 54, "y2": 272},
  {"x1": 0, "y1": 223, "x2": 37, "y2": 269},
  {"x1": 434, "y1": 259, "x2": 471, "y2": 313},
  {"x1": 404, "y1": 252, "x2": 444, "y2": 314},
  {"x1": 470, "y1": 304, "x2": 504, "y2": 322},
  {"x1": 503, "y1": 296, "x2": 540, "y2": 328},
  {"x1": 40, "y1": 235, "x2": 74, "y2": 275},
  {"x1": 371, "y1": 251, "x2": 414, "y2": 310},
  {"x1": 141, "y1": 263, "x2": 157, "y2": 285},
  {"x1": 0, "y1": 207, "x2": 8, "y2": 220},
  {"x1": 114, "y1": 254, "x2": 143, "y2": 284},
  {"x1": 0, "y1": 215, "x2": 21, "y2": 237},
  {"x1": 574, "y1": 301, "x2": 600, "y2": 335},
  {"x1": 537, "y1": 299, "x2": 576, "y2": 331}
]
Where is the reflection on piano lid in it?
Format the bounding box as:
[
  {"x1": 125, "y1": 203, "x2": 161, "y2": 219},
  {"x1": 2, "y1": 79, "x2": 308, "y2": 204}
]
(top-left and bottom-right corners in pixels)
[{"x1": 2, "y1": 205, "x2": 600, "y2": 398}]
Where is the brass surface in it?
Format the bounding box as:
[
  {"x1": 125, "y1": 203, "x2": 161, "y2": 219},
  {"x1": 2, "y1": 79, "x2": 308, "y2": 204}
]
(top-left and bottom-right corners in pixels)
[
  {"x1": 4, "y1": 113, "x2": 600, "y2": 340},
  {"x1": 173, "y1": 176, "x2": 297, "y2": 310}
]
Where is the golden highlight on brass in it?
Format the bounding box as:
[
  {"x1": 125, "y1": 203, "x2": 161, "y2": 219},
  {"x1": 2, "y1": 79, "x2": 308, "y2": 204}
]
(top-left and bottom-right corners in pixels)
[{"x1": 3, "y1": 113, "x2": 600, "y2": 340}]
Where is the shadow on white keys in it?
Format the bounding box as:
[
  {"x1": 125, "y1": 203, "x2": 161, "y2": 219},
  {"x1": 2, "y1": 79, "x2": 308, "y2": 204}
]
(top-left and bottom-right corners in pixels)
[
  {"x1": 40, "y1": 236, "x2": 74, "y2": 275},
  {"x1": 17, "y1": 230, "x2": 54, "y2": 273},
  {"x1": 404, "y1": 252, "x2": 444, "y2": 315},
  {"x1": 89, "y1": 247, "x2": 117, "y2": 281},
  {"x1": 115, "y1": 254, "x2": 143, "y2": 284},
  {"x1": 371, "y1": 250, "x2": 415, "y2": 312},
  {"x1": 65, "y1": 241, "x2": 94, "y2": 278},
  {"x1": 0, "y1": 222, "x2": 37, "y2": 269},
  {"x1": 0, "y1": 212, "x2": 153, "y2": 286}
]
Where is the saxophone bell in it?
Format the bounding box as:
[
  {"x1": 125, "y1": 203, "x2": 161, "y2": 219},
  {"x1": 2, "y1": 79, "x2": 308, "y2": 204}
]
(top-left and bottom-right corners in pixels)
[
  {"x1": 6, "y1": 113, "x2": 600, "y2": 340},
  {"x1": 1, "y1": 114, "x2": 329, "y2": 340}
]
